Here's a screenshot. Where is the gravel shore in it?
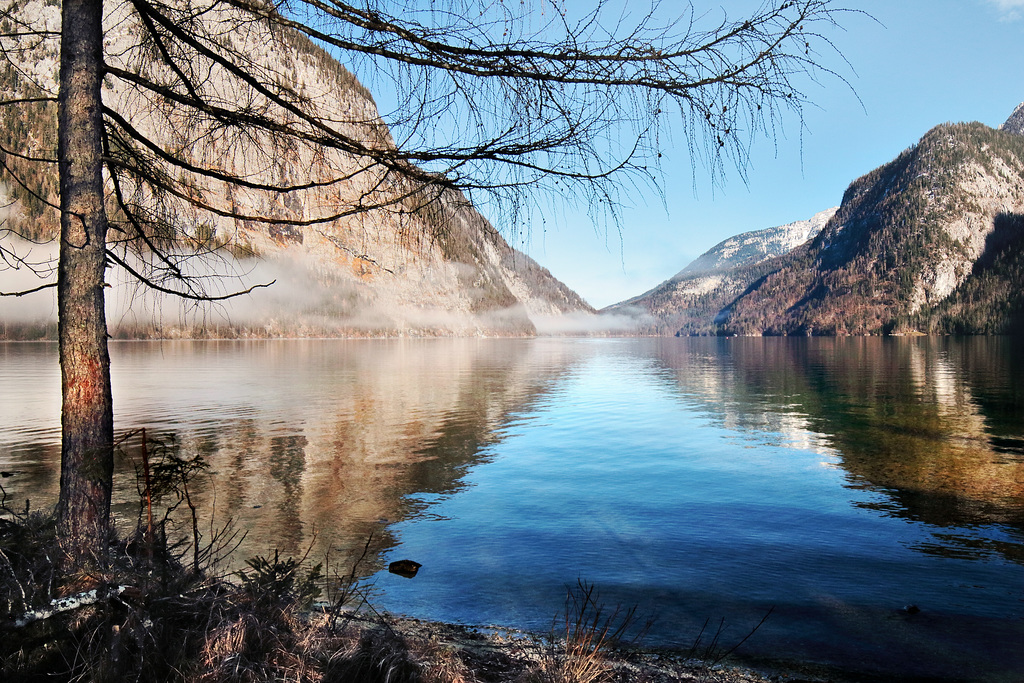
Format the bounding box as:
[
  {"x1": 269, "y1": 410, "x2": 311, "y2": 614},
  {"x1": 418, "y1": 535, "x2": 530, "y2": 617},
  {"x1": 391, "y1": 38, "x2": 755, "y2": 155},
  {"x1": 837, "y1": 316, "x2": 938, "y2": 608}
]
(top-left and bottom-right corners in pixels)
[{"x1": 375, "y1": 615, "x2": 910, "y2": 683}]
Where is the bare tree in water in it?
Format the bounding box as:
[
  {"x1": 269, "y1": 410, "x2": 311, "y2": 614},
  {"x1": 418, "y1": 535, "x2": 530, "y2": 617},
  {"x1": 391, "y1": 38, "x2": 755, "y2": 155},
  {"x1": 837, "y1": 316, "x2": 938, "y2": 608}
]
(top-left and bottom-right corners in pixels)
[{"x1": 0, "y1": 0, "x2": 853, "y2": 574}]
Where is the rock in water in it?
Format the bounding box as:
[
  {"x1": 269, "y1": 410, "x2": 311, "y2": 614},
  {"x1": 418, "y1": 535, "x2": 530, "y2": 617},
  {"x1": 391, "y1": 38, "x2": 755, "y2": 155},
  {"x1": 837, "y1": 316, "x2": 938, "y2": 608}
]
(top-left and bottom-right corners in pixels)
[{"x1": 388, "y1": 560, "x2": 422, "y2": 578}]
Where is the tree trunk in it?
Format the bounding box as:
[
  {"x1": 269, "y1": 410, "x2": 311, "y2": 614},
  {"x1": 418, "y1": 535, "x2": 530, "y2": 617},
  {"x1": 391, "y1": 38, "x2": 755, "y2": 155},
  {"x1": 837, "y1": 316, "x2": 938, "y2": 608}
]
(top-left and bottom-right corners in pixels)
[{"x1": 56, "y1": 0, "x2": 113, "y2": 576}]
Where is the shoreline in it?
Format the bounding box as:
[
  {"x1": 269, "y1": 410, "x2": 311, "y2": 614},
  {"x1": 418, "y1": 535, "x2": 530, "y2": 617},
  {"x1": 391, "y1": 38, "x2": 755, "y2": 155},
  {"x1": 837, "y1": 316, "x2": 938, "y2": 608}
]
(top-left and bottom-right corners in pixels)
[
  {"x1": 370, "y1": 614, "x2": 969, "y2": 683},
  {"x1": 368, "y1": 605, "x2": 1024, "y2": 683}
]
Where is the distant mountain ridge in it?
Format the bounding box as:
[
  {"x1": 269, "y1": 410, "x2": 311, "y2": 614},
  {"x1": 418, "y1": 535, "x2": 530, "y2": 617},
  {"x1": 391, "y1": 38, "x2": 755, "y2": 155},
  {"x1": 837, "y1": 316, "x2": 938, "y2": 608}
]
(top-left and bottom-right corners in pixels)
[
  {"x1": 675, "y1": 207, "x2": 838, "y2": 278},
  {"x1": 604, "y1": 208, "x2": 837, "y2": 335},
  {"x1": 608, "y1": 104, "x2": 1024, "y2": 336},
  {"x1": 0, "y1": 0, "x2": 593, "y2": 339}
]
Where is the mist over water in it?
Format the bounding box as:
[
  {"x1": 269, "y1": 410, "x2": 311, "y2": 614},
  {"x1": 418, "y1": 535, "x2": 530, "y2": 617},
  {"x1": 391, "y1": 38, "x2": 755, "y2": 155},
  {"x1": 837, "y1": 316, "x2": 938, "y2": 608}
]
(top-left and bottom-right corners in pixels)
[
  {"x1": 0, "y1": 244, "x2": 633, "y2": 336},
  {"x1": 2, "y1": 336, "x2": 1024, "y2": 679}
]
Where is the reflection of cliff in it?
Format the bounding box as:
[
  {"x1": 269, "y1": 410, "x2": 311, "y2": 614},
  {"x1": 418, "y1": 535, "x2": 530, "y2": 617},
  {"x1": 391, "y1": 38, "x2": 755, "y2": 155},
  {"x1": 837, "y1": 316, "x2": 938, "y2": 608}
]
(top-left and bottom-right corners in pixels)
[
  {"x1": 2, "y1": 340, "x2": 582, "y2": 571},
  {"x1": 101, "y1": 340, "x2": 581, "y2": 571},
  {"x1": 647, "y1": 337, "x2": 1024, "y2": 561},
  {"x1": 0, "y1": 343, "x2": 62, "y2": 507}
]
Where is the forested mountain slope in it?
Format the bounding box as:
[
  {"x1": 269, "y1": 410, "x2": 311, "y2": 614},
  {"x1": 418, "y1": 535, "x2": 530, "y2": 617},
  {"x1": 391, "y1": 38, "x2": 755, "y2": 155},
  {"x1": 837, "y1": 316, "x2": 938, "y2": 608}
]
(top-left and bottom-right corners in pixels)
[
  {"x1": 605, "y1": 104, "x2": 1024, "y2": 337},
  {"x1": 720, "y1": 119, "x2": 1024, "y2": 335},
  {"x1": 921, "y1": 211, "x2": 1024, "y2": 335}
]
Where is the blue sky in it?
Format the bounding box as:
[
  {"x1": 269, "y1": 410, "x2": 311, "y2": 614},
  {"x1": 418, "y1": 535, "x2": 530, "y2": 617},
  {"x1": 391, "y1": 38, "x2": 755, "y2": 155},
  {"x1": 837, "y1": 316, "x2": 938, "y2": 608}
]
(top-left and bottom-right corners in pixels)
[{"x1": 502, "y1": 0, "x2": 1024, "y2": 308}]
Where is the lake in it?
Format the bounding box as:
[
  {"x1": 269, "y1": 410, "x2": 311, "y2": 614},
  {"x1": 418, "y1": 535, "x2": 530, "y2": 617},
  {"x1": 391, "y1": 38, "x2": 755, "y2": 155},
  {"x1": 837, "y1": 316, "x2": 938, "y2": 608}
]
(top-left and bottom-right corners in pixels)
[{"x1": 2, "y1": 337, "x2": 1024, "y2": 680}]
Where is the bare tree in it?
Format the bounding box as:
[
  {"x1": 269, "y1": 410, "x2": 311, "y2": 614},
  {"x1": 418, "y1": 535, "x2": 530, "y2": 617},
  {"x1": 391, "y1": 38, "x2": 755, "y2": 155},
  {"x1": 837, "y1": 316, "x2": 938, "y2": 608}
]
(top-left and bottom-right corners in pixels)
[{"x1": 0, "y1": 0, "x2": 853, "y2": 573}]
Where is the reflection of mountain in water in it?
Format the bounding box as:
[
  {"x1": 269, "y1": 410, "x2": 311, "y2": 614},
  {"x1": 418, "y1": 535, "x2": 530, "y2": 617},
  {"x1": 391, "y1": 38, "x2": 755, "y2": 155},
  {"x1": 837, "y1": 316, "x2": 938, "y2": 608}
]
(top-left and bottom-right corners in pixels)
[
  {"x1": 647, "y1": 336, "x2": 1024, "y2": 563},
  {"x1": 182, "y1": 340, "x2": 585, "y2": 570},
  {"x1": 2, "y1": 340, "x2": 582, "y2": 572},
  {"x1": 7, "y1": 337, "x2": 1024, "y2": 575}
]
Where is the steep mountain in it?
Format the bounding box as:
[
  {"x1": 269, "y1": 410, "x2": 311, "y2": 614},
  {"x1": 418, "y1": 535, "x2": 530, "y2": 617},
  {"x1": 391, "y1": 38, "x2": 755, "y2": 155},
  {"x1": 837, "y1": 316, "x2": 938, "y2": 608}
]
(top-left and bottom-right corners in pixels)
[
  {"x1": 921, "y1": 210, "x2": 1024, "y2": 334},
  {"x1": 721, "y1": 118, "x2": 1024, "y2": 335},
  {"x1": 0, "y1": 0, "x2": 592, "y2": 340},
  {"x1": 1001, "y1": 102, "x2": 1024, "y2": 136},
  {"x1": 604, "y1": 208, "x2": 837, "y2": 335}
]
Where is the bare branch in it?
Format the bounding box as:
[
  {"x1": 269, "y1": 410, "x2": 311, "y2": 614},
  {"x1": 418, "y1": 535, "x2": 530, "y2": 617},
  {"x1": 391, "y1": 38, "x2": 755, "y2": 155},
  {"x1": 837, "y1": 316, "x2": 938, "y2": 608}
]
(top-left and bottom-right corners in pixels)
[
  {"x1": 0, "y1": 281, "x2": 56, "y2": 296},
  {"x1": 106, "y1": 248, "x2": 276, "y2": 301}
]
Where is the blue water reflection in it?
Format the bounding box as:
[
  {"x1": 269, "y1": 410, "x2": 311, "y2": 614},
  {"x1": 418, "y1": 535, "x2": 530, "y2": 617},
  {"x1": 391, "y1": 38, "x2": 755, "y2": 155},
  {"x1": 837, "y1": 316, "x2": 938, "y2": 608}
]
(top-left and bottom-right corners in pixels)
[{"x1": 373, "y1": 337, "x2": 1024, "y2": 678}]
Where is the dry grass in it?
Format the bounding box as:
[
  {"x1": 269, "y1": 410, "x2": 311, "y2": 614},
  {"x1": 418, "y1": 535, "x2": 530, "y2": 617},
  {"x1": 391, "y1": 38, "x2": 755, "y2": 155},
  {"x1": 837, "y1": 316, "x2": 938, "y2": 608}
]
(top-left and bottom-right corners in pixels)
[
  {"x1": 0, "y1": 502, "x2": 486, "y2": 683},
  {"x1": 519, "y1": 580, "x2": 650, "y2": 683}
]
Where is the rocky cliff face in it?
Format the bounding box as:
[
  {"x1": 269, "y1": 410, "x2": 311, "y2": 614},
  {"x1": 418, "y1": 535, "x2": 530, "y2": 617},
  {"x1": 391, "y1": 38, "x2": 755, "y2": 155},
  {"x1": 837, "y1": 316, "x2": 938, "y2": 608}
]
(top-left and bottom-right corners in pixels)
[
  {"x1": 1000, "y1": 102, "x2": 1024, "y2": 136},
  {"x1": 604, "y1": 208, "x2": 837, "y2": 335},
  {"x1": 0, "y1": 0, "x2": 593, "y2": 339}
]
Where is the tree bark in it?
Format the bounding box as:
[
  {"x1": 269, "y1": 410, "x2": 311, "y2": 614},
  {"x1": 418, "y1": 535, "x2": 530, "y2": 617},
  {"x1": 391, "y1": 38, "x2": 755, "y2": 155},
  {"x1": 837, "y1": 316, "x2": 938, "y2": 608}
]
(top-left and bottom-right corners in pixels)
[{"x1": 56, "y1": 0, "x2": 113, "y2": 576}]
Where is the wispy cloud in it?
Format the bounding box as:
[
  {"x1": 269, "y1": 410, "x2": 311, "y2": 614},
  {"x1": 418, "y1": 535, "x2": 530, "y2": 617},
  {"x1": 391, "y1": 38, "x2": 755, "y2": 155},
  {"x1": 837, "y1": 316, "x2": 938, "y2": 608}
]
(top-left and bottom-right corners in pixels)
[{"x1": 986, "y1": 0, "x2": 1024, "y2": 20}]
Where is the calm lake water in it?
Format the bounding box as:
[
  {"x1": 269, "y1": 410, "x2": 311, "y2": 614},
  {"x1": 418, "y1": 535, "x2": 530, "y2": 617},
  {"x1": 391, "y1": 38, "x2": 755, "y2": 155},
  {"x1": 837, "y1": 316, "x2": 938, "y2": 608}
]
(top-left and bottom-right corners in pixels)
[{"x1": 2, "y1": 337, "x2": 1024, "y2": 680}]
